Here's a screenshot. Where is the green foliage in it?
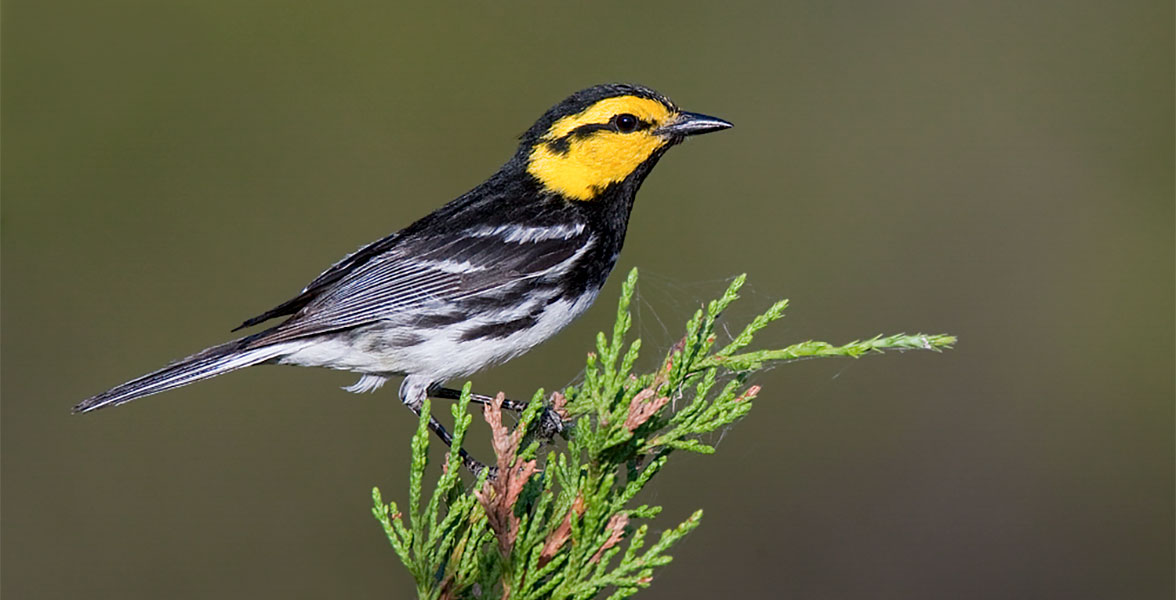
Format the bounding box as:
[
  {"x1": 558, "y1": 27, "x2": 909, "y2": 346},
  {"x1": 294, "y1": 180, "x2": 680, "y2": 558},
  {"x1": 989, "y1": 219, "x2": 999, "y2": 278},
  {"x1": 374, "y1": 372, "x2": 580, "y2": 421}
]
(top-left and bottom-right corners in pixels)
[{"x1": 372, "y1": 269, "x2": 955, "y2": 599}]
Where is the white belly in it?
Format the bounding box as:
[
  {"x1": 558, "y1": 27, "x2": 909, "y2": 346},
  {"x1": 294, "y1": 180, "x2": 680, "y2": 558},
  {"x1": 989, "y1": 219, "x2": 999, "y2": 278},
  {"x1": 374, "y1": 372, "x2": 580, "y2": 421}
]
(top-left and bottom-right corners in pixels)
[{"x1": 276, "y1": 290, "x2": 598, "y2": 384}]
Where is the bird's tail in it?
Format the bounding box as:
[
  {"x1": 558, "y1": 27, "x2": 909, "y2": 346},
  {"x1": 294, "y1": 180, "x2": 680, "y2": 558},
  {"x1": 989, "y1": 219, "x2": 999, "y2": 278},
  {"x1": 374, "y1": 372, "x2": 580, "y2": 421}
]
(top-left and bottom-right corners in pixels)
[{"x1": 73, "y1": 334, "x2": 301, "y2": 414}]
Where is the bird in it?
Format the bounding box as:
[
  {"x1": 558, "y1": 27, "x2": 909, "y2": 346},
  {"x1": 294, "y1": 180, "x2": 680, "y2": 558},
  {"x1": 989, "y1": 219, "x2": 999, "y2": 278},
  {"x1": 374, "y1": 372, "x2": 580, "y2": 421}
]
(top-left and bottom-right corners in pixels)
[{"x1": 74, "y1": 83, "x2": 732, "y2": 471}]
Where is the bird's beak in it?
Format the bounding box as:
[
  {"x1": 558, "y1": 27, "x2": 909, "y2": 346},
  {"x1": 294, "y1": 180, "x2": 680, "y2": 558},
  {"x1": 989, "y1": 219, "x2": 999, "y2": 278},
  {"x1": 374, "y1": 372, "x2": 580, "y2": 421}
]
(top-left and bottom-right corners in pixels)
[{"x1": 656, "y1": 111, "x2": 734, "y2": 138}]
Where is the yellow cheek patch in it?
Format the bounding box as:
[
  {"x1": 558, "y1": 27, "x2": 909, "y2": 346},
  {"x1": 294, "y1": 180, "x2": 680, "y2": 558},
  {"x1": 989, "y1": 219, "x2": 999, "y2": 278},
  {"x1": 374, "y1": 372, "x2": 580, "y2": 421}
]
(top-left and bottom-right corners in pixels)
[
  {"x1": 526, "y1": 95, "x2": 675, "y2": 201},
  {"x1": 528, "y1": 132, "x2": 666, "y2": 200}
]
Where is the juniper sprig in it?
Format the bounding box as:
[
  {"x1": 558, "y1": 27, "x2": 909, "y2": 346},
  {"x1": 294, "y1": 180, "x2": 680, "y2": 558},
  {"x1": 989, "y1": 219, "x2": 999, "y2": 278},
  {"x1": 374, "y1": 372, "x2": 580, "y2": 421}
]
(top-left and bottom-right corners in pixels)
[{"x1": 373, "y1": 269, "x2": 955, "y2": 599}]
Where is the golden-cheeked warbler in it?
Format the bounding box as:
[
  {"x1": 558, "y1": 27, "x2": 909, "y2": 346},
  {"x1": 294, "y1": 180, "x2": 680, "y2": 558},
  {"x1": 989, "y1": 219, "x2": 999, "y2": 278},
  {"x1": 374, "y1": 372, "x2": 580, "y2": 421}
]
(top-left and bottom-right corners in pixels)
[{"x1": 75, "y1": 83, "x2": 732, "y2": 470}]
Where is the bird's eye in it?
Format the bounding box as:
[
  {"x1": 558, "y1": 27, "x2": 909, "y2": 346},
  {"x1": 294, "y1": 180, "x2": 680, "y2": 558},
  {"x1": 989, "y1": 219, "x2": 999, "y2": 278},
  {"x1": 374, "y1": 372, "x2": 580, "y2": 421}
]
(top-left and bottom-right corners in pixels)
[{"x1": 614, "y1": 113, "x2": 639, "y2": 133}]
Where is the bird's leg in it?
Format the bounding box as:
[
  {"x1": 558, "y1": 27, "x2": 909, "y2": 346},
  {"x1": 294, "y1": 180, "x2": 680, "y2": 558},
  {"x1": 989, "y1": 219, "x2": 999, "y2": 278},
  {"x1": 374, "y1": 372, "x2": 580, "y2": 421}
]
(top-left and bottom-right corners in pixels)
[
  {"x1": 418, "y1": 408, "x2": 493, "y2": 477},
  {"x1": 429, "y1": 386, "x2": 567, "y2": 442},
  {"x1": 430, "y1": 386, "x2": 530, "y2": 411},
  {"x1": 400, "y1": 379, "x2": 492, "y2": 477}
]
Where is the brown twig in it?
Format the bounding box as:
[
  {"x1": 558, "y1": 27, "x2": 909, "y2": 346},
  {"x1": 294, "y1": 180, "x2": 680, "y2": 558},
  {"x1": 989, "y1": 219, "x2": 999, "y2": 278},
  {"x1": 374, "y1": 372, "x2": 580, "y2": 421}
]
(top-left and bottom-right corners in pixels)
[
  {"x1": 624, "y1": 388, "x2": 670, "y2": 432},
  {"x1": 549, "y1": 390, "x2": 570, "y2": 421},
  {"x1": 589, "y1": 513, "x2": 630, "y2": 564},
  {"x1": 474, "y1": 393, "x2": 537, "y2": 558},
  {"x1": 734, "y1": 384, "x2": 761, "y2": 403},
  {"x1": 538, "y1": 494, "x2": 586, "y2": 567}
]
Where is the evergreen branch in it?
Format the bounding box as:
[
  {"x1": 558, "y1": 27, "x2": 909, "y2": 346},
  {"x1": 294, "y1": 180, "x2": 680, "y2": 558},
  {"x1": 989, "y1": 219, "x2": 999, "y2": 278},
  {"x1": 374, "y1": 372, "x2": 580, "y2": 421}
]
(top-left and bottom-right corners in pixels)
[
  {"x1": 695, "y1": 332, "x2": 957, "y2": 372},
  {"x1": 373, "y1": 269, "x2": 955, "y2": 598}
]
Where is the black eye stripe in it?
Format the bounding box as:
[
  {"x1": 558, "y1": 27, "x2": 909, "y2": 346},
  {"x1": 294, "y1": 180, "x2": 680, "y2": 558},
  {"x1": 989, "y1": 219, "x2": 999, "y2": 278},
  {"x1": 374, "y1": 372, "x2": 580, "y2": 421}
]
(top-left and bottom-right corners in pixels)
[
  {"x1": 564, "y1": 118, "x2": 652, "y2": 139},
  {"x1": 543, "y1": 117, "x2": 656, "y2": 154},
  {"x1": 568, "y1": 123, "x2": 614, "y2": 138},
  {"x1": 543, "y1": 124, "x2": 609, "y2": 155}
]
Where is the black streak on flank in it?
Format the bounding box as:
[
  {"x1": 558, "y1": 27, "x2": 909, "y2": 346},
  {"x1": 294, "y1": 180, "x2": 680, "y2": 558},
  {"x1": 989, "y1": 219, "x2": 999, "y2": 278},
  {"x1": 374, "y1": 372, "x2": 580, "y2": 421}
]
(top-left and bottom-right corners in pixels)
[
  {"x1": 363, "y1": 331, "x2": 425, "y2": 354},
  {"x1": 460, "y1": 314, "x2": 539, "y2": 341},
  {"x1": 415, "y1": 312, "x2": 468, "y2": 329}
]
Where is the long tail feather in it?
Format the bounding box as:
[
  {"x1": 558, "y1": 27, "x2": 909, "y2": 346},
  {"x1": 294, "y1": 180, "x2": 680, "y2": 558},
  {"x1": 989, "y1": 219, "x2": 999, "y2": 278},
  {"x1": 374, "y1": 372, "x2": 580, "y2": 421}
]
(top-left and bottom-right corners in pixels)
[{"x1": 73, "y1": 336, "x2": 301, "y2": 414}]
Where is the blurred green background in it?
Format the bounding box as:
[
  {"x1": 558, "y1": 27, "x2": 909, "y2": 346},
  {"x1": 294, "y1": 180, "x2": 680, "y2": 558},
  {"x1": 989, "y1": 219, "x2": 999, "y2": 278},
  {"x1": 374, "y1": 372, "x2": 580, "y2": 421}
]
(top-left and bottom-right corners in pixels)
[{"x1": 3, "y1": 1, "x2": 1172, "y2": 598}]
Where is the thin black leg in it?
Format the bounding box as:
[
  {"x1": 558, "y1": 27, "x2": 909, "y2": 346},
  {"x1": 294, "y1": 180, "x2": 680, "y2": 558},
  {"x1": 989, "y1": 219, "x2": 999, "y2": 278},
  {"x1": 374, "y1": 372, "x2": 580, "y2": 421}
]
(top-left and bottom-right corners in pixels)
[
  {"x1": 429, "y1": 386, "x2": 567, "y2": 440},
  {"x1": 405, "y1": 403, "x2": 491, "y2": 477},
  {"x1": 430, "y1": 386, "x2": 530, "y2": 411}
]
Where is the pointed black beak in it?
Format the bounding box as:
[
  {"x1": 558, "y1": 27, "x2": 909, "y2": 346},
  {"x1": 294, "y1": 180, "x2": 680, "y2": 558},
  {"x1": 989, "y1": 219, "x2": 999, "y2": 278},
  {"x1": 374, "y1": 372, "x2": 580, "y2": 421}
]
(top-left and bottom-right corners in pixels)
[{"x1": 657, "y1": 111, "x2": 734, "y2": 137}]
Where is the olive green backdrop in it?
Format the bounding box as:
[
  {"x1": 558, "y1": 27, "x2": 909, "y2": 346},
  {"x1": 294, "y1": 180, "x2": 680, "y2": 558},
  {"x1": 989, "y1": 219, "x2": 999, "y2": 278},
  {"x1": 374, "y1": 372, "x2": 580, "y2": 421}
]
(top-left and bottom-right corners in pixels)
[{"x1": 3, "y1": 1, "x2": 1172, "y2": 598}]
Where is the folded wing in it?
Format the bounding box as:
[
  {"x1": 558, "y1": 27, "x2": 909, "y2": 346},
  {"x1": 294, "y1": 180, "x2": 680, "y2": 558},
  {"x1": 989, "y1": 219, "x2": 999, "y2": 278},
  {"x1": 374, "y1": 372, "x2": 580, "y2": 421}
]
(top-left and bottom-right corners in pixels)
[{"x1": 245, "y1": 222, "x2": 593, "y2": 346}]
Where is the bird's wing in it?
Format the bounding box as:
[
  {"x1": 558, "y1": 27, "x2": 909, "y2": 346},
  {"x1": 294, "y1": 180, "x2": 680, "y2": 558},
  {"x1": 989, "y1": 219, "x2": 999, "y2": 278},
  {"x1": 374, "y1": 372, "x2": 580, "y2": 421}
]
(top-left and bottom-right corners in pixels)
[
  {"x1": 233, "y1": 231, "x2": 404, "y2": 331},
  {"x1": 251, "y1": 222, "x2": 593, "y2": 345}
]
